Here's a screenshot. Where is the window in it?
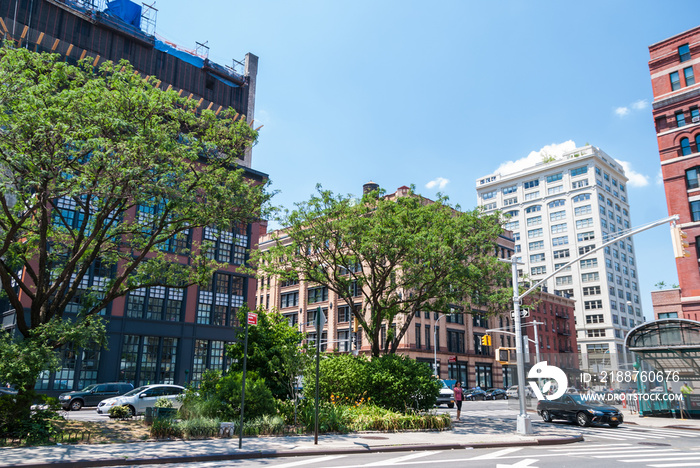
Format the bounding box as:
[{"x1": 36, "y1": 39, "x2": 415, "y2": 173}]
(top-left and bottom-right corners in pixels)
[
  {"x1": 197, "y1": 273, "x2": 245, "y2": 327},
  {"x1": 581, "y1": 272, "x2": 599, "y2": 282},
  {"x1": 529, "y1": 240, "x2": 544, "y2": 250},
  {"x1": 553, "y1": 249, "x2": 570, "y2": 259},
  {"x1": 579, "y1": 258, "x2": 598, "y2": 269},
  {"x1": 530, "y1": 266, "x2": 546, "y2": 275},
  {"x1": 530, "y1": 253, "x2": 545, "y2": 263},
  {"x1": 680, "y1": 43, "x2": 691, "y2": 62},
  {"x1": 548, "y1": 186, "x2": 563, "y2": 195},
  {"x1": 601, "y1": 219, "x2": 608, "y2": 229},
  {"x1": 503, "y1": 197, "x2": 517, "y2": 206},
  {"x1": 307, "y1": 286, "x2": 328, "y2": 304},
  {"x1": 482, "y1": 202, "x2": 497, "y2": 211},
  {"x1": 578, "y1": 231, "x2": 595, "y2": 242},
  {"x1": 524, "y1": 179, "x2": 539, "y2": 189},
  {"x1": 554, "y1": 262, "x2": 570, "y2": 272},
  {"x1": 555, "y1": 276, "x2": 572, "y2": 285},
  {"x1": 550, "y1": 210, "x2": 566, "y2": 221},
  {"x1": 120, "y1": 335, "x2": 179, "y2": 387},
  {"x1": 570, "y1": 166, "x2": 588, "y2": 177},
  {"x1": 576, "y1": 218, "x2": 594, "y2": 229},
  {"x1": 482, "y1": 190, "x2": 496, "y2": 200},
  {"x1": 526, "y1": 216, "x2": 542, "y2": 226},
  {"x1": 552, "y1": 235, "x2": 568, "y2": 246},
  {"x1": 677, "y1": 111, "x2": 687, "y2": 127},
  {"x1": 204, "y1": 226, "x2": 248, "y2": 265},
  {"x1": 528, "y1": 228, "x2": 543, "y2": 238},
  {"x1": 584, "y1": 300, "x2": 603, "y2": 310},
  {"x1": 572, "y1": 179, "x2": 589, "y2": 189},
  {"x1": 504, "y1": 220, "x2": 519, "y2": 230},
  {"x1": 338, "y1": 304, "x2": 358, "y2": 322},
  {"x1": 573, "y1": 193, "x2": 590, "y2": 203},
  {"x1": 502, "y1": 185, "x2": 517, "y2": 195},
  {"x1": 525, "y1": 205, "x2": 541, "y2": 213},
  {"x1": 586, "y1": 314, "x2": 604, "y2": 324},
  {"x1": 548, "y1": 199, "x2": 566, "y2": 208},
  {"x1": 583, "y1": 286, "x2": 601, "y2": 296},
  {"x1": 687, "y1": 168, "x2": 700, "y2": 191},
  {"x1": 574, "y1": 205, "x2": 592, "y2": 216},
  {"x1": 504, "y1": 210, "x2": 519, "y2": 218},
  {"x1": 579, "y1": 245, "x2": 594, "y2": 255},
  {"x1": 280, "y1": 291, "x2": 299, "y2": 308},
  {"x1": 546, "y1": 173, "x2": 563, "y2": 183},
  {"x1": 685, "y1": 66, "x2": 695, "y2": 86},
  {"x1": 587, "y1": 329, "x2": 606, "y2": 338},
  {"x1": 690, "y1": 200, "x2": 700, "y2": 222},
  {"x1": 671, "y1": 71, "x2": 681, "y2": 91},
  {"x1": 447, "y1": 329, "x2": 465, "y2": 353},
  {"x1": 551, "y1": 223, "x2": 567, "y2": 233},
  {"x1": 525, "y1": 191, "x2": 539, "y2": 201},
  {"x1": 693, "y1": 108, "x2": 700, "y2": 123}
]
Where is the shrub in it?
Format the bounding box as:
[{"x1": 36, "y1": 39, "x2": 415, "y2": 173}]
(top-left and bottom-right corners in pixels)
[
  {"x1": 108, "y1": 405, "x2": 132, "y2": 420},
  {"x1": 177, "y1": 417, "x2": 221, "y2": 439},
  {"x1": 154, "y1": 397, "x2": 173, "y2": 408},
  {"x1": 150, "y1": 417, "x2": 181, "y2": 439},
  {"x1": 243, "y1": 414, "x2": 285, "y2": 436}
]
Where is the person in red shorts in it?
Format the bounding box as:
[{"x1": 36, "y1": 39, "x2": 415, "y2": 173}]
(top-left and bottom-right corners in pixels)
[{"x1": 453, "y1": 381, "x2": 464, "y2": 420}]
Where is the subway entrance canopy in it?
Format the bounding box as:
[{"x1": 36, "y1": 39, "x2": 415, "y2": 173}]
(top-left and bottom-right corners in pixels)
[{"x1": 625, "y1": 318, "x2": 700, "y2": 417}]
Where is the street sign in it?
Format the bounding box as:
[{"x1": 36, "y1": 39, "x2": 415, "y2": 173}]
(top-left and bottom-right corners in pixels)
[
  {"x1": 511, "y1": 309, "x2": 530, "y2": 319},
  {"x1": 247, "y1": 312, "x2": 258, "y2": 325},
  {"x1": 448, "y1": 356, "x2": 457, "y2": 363}
]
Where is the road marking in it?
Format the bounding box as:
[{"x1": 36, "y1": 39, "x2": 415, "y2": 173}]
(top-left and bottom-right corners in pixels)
[
  {"x1": 623, "y1": 457, "x2": 700, "y2": 463},
  {"x1": 364, "y1": 451, "x2": 441, "y2": 466},
  {"x1": 591, "y1": 449, "x2": 679, "y2": 457},
  {"x1": 271, "y1": 455, "x2": 347, "y2": 467},
  {"x1": 469, "y1": 447, "x2": 524, "y2": 460},
  {"x1": 649, "y1": 463, "x2": 700, "y2": 467},
  {"x1": 496, "y1": 459, "x2": 539, "y2": 468}
]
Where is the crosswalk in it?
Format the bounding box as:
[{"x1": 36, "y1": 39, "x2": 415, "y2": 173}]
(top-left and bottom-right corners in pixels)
[
  {"x1": 534, "y1": 422, "x2": 700, "y2": 442},
  {"x1": 538, "y1": 442, "x2": 700, "y2": 467}
]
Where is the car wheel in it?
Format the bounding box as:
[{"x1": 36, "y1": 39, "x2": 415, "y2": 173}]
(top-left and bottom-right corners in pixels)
[
  {"x1": 576, "y1": 412, "x2": 591, "y2": 427},
  {"x1": 69, "y1": 399, "x2": 83, "y2": 411},
  {"x1": 126, "y1": 405, "x2": 136, "y2": 418},
  {"x1": 541, "y1": 410, "x2": 552, "y2": 422},
  {"x1": 609, "y1": 422, "x2": 620, "y2": 428},
  {"x1": 447, "y1": 403, "x2": 454, "y2": 409}
]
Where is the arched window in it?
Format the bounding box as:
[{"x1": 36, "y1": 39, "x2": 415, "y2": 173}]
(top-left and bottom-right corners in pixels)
[
  {"x1": 681, "y1": 137, "x2": 692, "y2": 156},
  {"x1": 548, "y1": 199, "x2": 566, "y2": 209},
  {"x1": 525, "y1": 205, "x2": 541, "y2": 213},
  {"x1": 695, "y1": 134, "x2": 700, "y2": 153}
]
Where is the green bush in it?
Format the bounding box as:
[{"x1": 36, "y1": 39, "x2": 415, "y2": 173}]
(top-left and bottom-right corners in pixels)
[
  {"x1": 150, "y1": 417, "x2": 181, "y2": 439},
  {"x1": 0, "y1": 392, "x2": 63, "y2": 443},
  {"x1": 304, "y1": 354, "x2": 440, "y2": 412},
  {"x1": 243, "y1": 414, "x2": 285, "y2": 436},
  {"x1": 177, "y1": 417, "x2": 221, "y2": 439},
  {"x1": 154, "y1": 397, "x2": 173, "y2": 408},
  {"x1": 108, "y1": 405, "x2": 132, "y2": 420}
]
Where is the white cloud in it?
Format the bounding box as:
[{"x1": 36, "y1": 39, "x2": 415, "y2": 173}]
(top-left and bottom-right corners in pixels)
[
  {"x1": 495, "y1": 141, "x2": 577, "y2": 176},
  {"x1": 631, "y1": 99, "x2": 649, "y2": 111},
  {"x1": 617, "y1": 160, "x2": 650, "y2": 187},
  {"x1": 656, "y1": 169, "x2": 664, "y2": 186},
  {"x1": 615, "y1": 107, "x2": 630, "y2": 117},
  {"x1": 426, "y1": 177, "x2": 449, "y2": 190}
]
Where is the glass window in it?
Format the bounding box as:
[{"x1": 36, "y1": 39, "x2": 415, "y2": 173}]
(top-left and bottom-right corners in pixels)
[
  {"x1": 546, "y1": 173, "x2": 563, "y2": 183},
  {"x1": 523, "y1": 179, "x2": 539, "y2": 189},
  {"x1": 525, "y1": 205, "x2": 541, "y2": 213},
  {"x1": 676, "y1": 111, "x2": 686, "y2": 127},
  {"x1": 570, "y1": 166, "x2": 588, "y2": 177},
  {"x1": 552, "y1": 236, "x2": 568, "y2": 246},
  {"x1": 691, "y1": 200, "x2": 700, "y2": 222},
  {"x1": 685, "y1": 66, "x2": 695, "y2": 86},
  {"x1": 682, "y1": 138, "x2": 692, "y2": 156},
  {"x1": 671, "y1": 71, "x2": 681, "y2": 91},
  {"x1": 679, "y1": 44, "x2": 691, "y2": 62}
]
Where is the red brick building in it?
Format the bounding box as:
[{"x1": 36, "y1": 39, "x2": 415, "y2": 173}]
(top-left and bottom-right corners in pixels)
[{"x1": 649, "y1": 26, "x2": 700, "y2": 321}]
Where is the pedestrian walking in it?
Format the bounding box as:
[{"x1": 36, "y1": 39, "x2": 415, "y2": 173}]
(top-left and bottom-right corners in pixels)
[{"x1": 453, "y1": 381, "x2": 464, "y2": 421}]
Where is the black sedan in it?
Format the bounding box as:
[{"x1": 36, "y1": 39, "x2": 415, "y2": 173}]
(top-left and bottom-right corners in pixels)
[
  {"x1": 537, "y1": 394, "x2": 623, "y2": 427},
  {"x1": 484, "y1": 388, "x2": 508, "y2": 400},
  {"x1": 463, "y1": 388, "x2": 487, "y2": 401}
]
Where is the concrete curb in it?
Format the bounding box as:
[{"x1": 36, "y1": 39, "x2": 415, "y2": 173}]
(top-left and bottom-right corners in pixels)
[{"x1": 9, "y1": 435, "x2": 584, "y2": 468}]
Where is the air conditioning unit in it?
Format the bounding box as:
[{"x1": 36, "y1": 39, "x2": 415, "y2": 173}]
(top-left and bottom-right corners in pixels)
[{"x1": 692, "y1": 116, "x2": 700, "y2": 123}]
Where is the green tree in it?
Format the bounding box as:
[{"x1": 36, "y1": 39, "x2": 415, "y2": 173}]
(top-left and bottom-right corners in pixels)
[
  {"x1": 227, "y1": 306, "x2": 312, "y2": 399},
  {"x1": 0, "y1": 46, "x2": 270, "y2": 395},
  {"x1": 251, "y1": 185, "x2": 510, "y2": 356}
]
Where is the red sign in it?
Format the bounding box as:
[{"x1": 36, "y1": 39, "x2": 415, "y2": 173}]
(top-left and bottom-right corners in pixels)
[
  {"x1": 448, "y1": 356, "x2": 457, "y2": 363},
  {"x1": 247, "y1": 312, "x2": 258, "y2": 325}
]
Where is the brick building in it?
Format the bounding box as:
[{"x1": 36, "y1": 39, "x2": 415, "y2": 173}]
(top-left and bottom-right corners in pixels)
[
  {"x1": 0, "y1": 0, "x2": 266, "y2": 394},
  {"x1": 649, "y1": 26, "x2": 700, "y2": 321}
]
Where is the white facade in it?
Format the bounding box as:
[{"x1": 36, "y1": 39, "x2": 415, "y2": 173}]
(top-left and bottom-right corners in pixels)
[{"x1": 476, "y1": 145, "x2": 643, "y2": 374}]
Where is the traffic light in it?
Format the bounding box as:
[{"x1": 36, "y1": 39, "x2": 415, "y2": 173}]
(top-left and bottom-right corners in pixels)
[
  {"x1": 481, "y1": 334, "x2": 492, "y2": 346},
  {"x1": 352, "y1": 316, "x2": 359, "y2": 332},
  {"x1": 671, "y1": 225, "x2": 690, "y2": 258}
]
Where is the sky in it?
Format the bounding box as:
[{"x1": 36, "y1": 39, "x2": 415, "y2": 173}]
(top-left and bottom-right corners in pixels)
[{"x1": 155, "y1": 0, "x2": 700, "y2": 320}]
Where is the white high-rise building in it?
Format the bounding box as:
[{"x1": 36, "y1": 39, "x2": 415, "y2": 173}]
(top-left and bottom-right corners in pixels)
[{"x1": 476, "y1": 145, "x2": 643, "y2": 375}]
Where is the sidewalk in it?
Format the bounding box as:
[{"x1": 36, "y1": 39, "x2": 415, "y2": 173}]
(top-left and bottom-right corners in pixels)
[{"x1": 1, "y1": 419, "x2": 582, "y2": 468}]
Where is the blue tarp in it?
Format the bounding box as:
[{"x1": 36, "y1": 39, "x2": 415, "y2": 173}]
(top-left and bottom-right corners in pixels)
[
  {"x1": 106, "y1": 0, "x2": 142, "y2": 29},
  {"x1": 154, "y1": 39, "x2": 205, "y2": 69}
]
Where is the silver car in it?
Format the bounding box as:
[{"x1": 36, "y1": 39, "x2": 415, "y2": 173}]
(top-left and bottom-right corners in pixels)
[{"x1": 96, "y1": 384, "x2": 185, "y2": 417}]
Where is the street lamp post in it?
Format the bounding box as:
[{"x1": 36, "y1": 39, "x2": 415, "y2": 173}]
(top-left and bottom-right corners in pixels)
[{"x1": 433, "y1": 314, "x2": 447, "y2": 377}]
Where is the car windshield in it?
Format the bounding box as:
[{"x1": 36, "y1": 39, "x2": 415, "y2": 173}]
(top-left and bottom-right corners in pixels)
[
  {"x1": 121, "y1": 386, "x2": 149, "y2": 397},
  {"x1": 80, "y1": 384, "x2": 97, "y2": 392},
  {"x1": 440, "y1": 380, "x2": 449, "y2": 389}
]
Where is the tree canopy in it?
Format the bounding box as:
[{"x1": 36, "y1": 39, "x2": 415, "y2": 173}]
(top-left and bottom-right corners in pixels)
[
  {"x1": 0, "y1": 45, "x2": 270, "y2": 389},
  {"x1": 250, "y1": 185, "x2": 511, "y2": 357}
]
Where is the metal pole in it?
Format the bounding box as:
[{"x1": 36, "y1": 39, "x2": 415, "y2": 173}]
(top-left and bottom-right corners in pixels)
[
  {"x1": 510, "y1": 256, "x2": 533, "y2": 435},
  {"x1": 433, "y1": 314, "x2": 446, "y2": 377},
  {"x1": 532, "y1": 320, "x2": 541, "y2": 364},
  {"x1": 314, "y1": 307, "x2": 321, "y2": 445},
  {"x1": 238, "y1": 315, "x2": 249, "y2": 449}
]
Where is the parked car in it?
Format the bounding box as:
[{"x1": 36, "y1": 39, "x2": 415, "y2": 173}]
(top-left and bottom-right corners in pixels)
[
  {"x1": 436, "y1": 380, "x2": 455, "y2": 408},
  {"x1": 506, "y1": 385, "x2": 535, "y2": 399},
  {"x1": 97, "y1": 384, "x2": 185, "y2": 417},
  {"x1": 0, "y1": 385, "x2": 17, "y2": 396},
  {"x1": 484, "y1": 388, "x2": 508, "y2": 400},
  {"x1": 59, "y1": 382, "x2": 134, "y2": 411},
  {"x1": 463, "y1": 388, "x2": 487, "y2": 401},
  {"x1": 537, "y1": 394, "x2": 624, "y2": 427}
]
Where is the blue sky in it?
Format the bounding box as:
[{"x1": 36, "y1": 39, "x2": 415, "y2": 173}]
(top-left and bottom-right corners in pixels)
[{"x1": 156, "y1": 1, "x2": 700, "y2": 319}]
